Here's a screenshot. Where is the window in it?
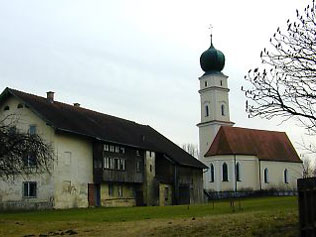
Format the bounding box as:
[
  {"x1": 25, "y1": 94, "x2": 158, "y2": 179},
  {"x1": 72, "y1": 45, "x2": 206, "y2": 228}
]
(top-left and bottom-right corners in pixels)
[
  {"x1": 164, "y1": 187, "x2": 169, "y2": 201},
  {"x1": 221, "y1": 104, "x2": 225, "y2": 116},
  {"x1": 150, "y1": 164, "x2": 152, "y2": 172},
  {"x1": 119, "y1": 159, "x2": 126, "y2": 170},
  {"x1": 104, "y1": 144, "x2": 109, "y2": 151},
  {"x1": 136, "y1": 160, "x2": 142, "y2": 172},
  {"x1": 236, "y1": 162, "x2": 241, "y2": 181},
  {"x1": 29, "y1": 125, "x2": 36, "y2": 135},
  {"x1": 210, "y1": 163, "x2": 214, "y2": 183},
  {"x1": 104, "y1": 157, "x2": 126, "y2": 171},
  {"x1": 264, "y1": 168, "x2": 269, "y2": 183},
  {"x1": 205, "y1": 81, "x2": 208, "y2": 87},
  {"x1": 205, "y1": 105, "x2": 209, "y2": 117},
  {"x1": 136, "y1": 150, "x2": 140, "y2": 156},
  {"x1": 17, "y1": 103, "x2": 23, "y2": 109},
  {"x1": 120, "y1": 147, "x2": 125, "y2": 154},
  {"x1": 115, "y1": 146, "x2": 120, "y2": 153},
  {"x1": 222, "y1": 163, "x2": 228, "y2": 181},
  {"x1": 8, "y1": 126, "x2": 16, "y2": 135},
  {"x1": 220, "y1": 80, "x2": 223, "y2": 86},
  {"x1": 24, "y1": 153, "x2": 37, "y2": 167},
  {"x1": 109, "y1": 145, "x2": 115, "y2": 152},
  {"x1": 118, "y1": 185, "x2": 123, "y2": 197},
  {"x1": 104, "y1": 157, "x2": 110, "y2": 169},
  {"x1": 284, "y1": 169, "x2": 288, "y2": 184},
  {"x1": 109, "y1": 184, "x2": 113, "y2": 196},
  {"x1": 23, "y1": 182, "x2": 37, "y2": 198},
  {"x1": 4, "y1": 105, "x2": 9, "y2": 111}
]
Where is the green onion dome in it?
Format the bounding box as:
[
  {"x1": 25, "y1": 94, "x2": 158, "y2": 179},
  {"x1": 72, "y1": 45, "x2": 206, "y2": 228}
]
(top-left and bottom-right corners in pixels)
[{"x1": 200, "y1": 42, "x2": 225, "y2": 73}]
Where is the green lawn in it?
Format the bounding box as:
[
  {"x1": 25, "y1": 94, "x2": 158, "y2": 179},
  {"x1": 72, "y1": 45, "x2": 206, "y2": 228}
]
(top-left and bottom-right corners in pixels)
[{"x1": 0, "y1": 196, "x2": 299, "y2": 237}]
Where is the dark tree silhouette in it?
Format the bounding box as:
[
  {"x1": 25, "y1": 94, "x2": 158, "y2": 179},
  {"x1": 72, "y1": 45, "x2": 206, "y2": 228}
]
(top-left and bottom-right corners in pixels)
[
  {"x1": 0, "y1": 116, "x2": 53, "y2": 179},
  {"x1": 243, "y1": 0, "x2": 316, "y2": 134}
]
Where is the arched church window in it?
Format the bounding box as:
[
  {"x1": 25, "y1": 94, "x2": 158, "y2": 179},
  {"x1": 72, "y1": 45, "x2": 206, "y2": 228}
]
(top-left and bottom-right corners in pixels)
[
  {"x1": 284, "y1": 169, "x2": 288, "y2": 184},
  {"x1": 236, "y1": 162, "x2": 241, "y2": 181},
  {"x1": 210, "y1": 163, "x2": 214, "y2": 183},
  {"x1": 222, "y1": 162, "x2": 228, "y2": 181},
  {"x1": 264, "y1": 168, "x2": 269, "y2": 183},
  {"x1": 221, "y1": 104, "x2": 225, "y2": 116},
  {"x1": 205, "y1": 105, "x2": 209, "y2": 117}
]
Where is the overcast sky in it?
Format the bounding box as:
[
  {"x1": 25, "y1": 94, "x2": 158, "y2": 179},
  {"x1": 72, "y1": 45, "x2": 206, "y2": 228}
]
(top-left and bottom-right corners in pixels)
[{"x1": 0, "y1": 0, "x2": 312, "y2": 156}]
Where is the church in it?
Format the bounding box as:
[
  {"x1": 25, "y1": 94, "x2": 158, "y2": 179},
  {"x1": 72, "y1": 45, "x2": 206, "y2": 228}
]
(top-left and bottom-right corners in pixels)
[{"x1": 197, "y1": 37, "x2": 303, "y2": 195}]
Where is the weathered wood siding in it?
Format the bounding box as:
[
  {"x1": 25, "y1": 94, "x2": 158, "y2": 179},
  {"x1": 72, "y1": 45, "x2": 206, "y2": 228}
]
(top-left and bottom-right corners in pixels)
[{"x1": 93, "y1": 142, "x2": 144, "y2": 184}]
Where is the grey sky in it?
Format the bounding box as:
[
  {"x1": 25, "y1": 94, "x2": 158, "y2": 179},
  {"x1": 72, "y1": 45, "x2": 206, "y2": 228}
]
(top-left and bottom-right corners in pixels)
[{"x1": 0, "y1": 0, "x2": 311, "y2": 153}]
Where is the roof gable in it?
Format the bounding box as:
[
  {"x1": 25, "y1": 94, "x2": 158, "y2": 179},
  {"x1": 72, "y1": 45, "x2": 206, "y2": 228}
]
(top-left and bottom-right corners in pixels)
[
  {"x1": 1, "y1": 87, "x2": 207, "y2": 169},
  {"x1": 206, "y1": 126, "x2": 302, "y2": 163}
]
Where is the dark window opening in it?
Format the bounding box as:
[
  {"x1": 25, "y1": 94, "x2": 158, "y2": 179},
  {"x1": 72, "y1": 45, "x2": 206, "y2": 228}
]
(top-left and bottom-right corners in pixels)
[
  {"x1": 109, "y1": 184, "x2": 113, "y2": 196},
  {"x1": 220, "y1": 80, "x2": 223, "y2": 86},
  {"x1": 17, "y1": 103, "x2": 24, "y2": 109},
  {"x1": 205, "y1": 105, "x2": 209, "y2": 117},
  {"x1": 4, "y1": 106, "x2": 9, "y2": 111},
  {"x1": 222, "y1": 163, "x2": 228, "y2": 181},
  {"x1": 284, "y1": 169, "x2": 288, "y2": 184},
  {"x1": 264, "y1": 168, "x2": 269, "y2": 183},
  {"x1": 205, "y1": 81, "x2": 208, "y2": 87},
  {"x1": 221, "y1": 104, "x2": 225, "y2": 116},
  {"x1": 236, "y1": 162, "x2": 241, "y2": 181},
  {"x1": 23, "y1": 182, "x2": 37, "y2": 198},
  {"x1": 210, "y1": 163, "x2": 214, "y2": 183},
  {"x1": 23, "y1": 153, "x2": 37, "y2": 167},
  {"x1": 29, "y1": 125, "x2": 36, "y2": 135}
]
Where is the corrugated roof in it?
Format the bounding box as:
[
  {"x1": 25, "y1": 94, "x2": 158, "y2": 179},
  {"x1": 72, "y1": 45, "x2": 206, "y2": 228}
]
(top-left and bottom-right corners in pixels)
[
  {"x1": 1, "y1": 88, "x2": 207, "y2": 169},
  {"x1": 205, "y1": 126, "x2": 302, "y2": 163}
]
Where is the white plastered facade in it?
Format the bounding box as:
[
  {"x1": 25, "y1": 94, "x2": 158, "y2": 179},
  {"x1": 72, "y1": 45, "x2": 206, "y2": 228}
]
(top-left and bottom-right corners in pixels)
[
  {"x1": 203, "y1": 155, "x2": 303, "y2": 192},
  {"x1": 0, "y1": 96, "x2": 93, "y2": 209}
]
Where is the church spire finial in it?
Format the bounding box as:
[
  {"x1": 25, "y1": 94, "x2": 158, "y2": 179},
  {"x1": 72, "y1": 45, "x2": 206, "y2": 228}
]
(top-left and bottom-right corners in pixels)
[{"x1": 208, "y1": 24, "x2": 213, "y2": 47}]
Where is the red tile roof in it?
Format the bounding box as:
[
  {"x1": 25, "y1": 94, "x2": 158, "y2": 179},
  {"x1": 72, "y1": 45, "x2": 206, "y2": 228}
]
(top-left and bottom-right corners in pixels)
[{"x1": 205, "y1": 126, "x2": 302, "y2": 163}]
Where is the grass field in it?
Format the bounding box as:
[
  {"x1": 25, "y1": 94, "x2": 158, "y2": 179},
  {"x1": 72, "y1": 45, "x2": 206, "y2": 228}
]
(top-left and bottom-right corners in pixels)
[{"x1": 0, "y1": 196, "x2": 299, "y2": 237}]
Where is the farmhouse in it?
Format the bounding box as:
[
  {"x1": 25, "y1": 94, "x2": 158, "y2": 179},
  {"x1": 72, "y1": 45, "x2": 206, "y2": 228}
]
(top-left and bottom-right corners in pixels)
[
  {"x1": 197, "y1": 37, "x2": 303, "y2": 194},
  {"x1": 0, "y1": 87, "x2": 206, "y2": 210}
]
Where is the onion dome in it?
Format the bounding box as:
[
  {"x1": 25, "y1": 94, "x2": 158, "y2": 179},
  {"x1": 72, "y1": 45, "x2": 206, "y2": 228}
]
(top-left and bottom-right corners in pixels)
[{"x1": 200, "y1": 40, "x2": 225, "y2": 73}]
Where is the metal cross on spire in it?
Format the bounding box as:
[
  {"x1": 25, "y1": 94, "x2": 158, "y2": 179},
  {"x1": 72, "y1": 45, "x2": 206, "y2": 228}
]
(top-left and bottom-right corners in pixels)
[{"x1": 208, "y1": 24, "x2": 213, "y2": 46}]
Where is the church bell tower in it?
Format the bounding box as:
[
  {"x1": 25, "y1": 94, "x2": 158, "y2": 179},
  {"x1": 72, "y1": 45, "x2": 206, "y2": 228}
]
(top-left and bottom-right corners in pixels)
[{"x1": 197, "y1": 36, "x2": 234, "y2": 161}]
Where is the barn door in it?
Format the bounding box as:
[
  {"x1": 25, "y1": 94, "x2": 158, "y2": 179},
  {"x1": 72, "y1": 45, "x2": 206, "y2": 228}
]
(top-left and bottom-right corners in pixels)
[
  {"x1": 88, "y1": 183, "x2": 95, "y2": 206},
  {"x1": 179, "y1": 185, "x2": 190, "y2": 205},
  {"x1": 88, "y1": 183, "x2": 101, "y2": 207}
]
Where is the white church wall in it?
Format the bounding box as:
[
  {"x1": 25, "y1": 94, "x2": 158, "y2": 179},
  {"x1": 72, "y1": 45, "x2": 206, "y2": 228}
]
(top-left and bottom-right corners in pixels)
[
  {"x1": 260, "y1": 161, "x2": 303, "y2": 191},
  {"x1": 204, "y1": 155, "x2": 260, "y2": 192}
]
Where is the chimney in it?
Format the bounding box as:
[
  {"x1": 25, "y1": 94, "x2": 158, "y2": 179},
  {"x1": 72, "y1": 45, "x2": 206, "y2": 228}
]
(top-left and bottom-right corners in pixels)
[
  {"x1": 73, "y1": 103, "x2": 80, "y2": 107},
  {"x1": 46, "y1": 91, "x2": 55, "y2": 103}
]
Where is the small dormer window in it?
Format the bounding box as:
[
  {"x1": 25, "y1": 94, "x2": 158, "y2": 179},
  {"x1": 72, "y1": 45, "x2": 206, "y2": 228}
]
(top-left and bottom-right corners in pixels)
[
  {"x1": 17, "y1": 103, "x2": 24, "y2": 109},
  {"x1": 4, "y1": 106, "x2": 9, "y2": 111}
]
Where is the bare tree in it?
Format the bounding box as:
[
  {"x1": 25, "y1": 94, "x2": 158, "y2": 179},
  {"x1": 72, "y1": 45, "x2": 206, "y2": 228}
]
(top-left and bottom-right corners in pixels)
[
  {"x1": 182, "y1": 143, "x2": 199, "y2": 158},
  {"x1": 0, "y1": 116, "x2": 54, "y2": 180},
  {"x1": 243, "y1": 0, "x2": 316, "y2": 135}
]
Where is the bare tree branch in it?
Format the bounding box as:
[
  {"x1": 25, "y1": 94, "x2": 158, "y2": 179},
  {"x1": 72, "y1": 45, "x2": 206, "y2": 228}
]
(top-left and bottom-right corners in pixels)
[
  {"x1": 243, "y1": 0, "x2": 316, "y2": 135},
  {"x1": 0, "y1": 115, "x2": 54, "y2": 180}
]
